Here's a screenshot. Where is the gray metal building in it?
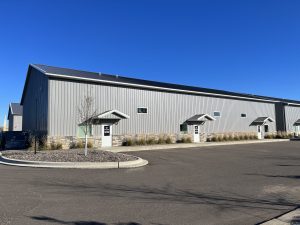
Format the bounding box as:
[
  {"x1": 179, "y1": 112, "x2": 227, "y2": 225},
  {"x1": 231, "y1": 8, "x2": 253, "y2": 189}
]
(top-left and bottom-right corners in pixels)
[
  {"x1": 7, "y1": 103, "x2": 23, "y2": 131},
  {"x1": 20, "y1": 64, "x2": 300, "y2": 147}
]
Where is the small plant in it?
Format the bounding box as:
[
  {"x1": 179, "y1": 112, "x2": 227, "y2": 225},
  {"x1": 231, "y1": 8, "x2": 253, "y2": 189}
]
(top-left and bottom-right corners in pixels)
[
  {"x1": 157, "y1": 137, "x2": 166, "y2": 144},
  {"x1": 234, "y1": 135, "x2": 240, "y2": 141},
  {"x1": 146, "y1": 137, "x2": 156, "y2": 145},
  {"x1": 122, "y1": 138, "x2": 135, "y2": 146},
  {"x1": 211, "y1": 136, "x2": 218, "y2": 142},
  {"x1": 228, "y1": 134, "x2": 234, "y2": 141},
  {"x1": 223, "y1": 135, "x2": 229, "y2": 142},
  {"x1": 217, "y1": 135, "x2": 223, "y2": 142},
  {"x1": 76, "y1": 140, "x2": 84, "y2": 148},
  {"x1": 87, "y1": 141, "x2": 93, "y2": 148},
  {"x1": 165, "y1": 136, "x2": 172, "y2": 144},
  {"x1": 50, "y1": 140, "x2": 63, "y2": 150}
]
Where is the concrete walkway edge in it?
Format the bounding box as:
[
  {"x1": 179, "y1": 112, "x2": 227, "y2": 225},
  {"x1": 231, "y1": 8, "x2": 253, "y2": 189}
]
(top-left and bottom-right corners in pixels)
[
  {"x1": 106, "y1": 139, "x2": 290, "y2": 153},
  {"x1": 258, "y1": 208, "x2": 300, "y2": 225},
  {"x1": 0, "y1": 152, "x2": 148, "y2": 169}
]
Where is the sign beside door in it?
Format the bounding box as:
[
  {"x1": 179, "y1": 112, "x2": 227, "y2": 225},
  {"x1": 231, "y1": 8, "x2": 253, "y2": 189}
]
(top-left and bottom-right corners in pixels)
[
  {"x1": 102, "y1": 124, "x2": 112, "y2": 147},
  {"x1": 193, "y1": 125, "x2": 200, "y2": 143}
]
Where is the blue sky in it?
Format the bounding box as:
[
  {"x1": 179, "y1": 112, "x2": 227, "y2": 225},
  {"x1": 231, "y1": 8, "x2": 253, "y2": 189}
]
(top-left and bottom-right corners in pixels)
[{"x1": 0, "y1": 0, "x2": 300, "y2": 125}]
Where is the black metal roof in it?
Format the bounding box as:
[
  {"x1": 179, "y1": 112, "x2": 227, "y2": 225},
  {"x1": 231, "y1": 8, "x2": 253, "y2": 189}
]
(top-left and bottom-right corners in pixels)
[
  {"x1": 31, "y1": 64, "x2": 300, "y2": 104},
  {"x1": 9, "y1": 103, "x2": 23, "y2": 116},
  {"x1": 250, "y1": 117, "x2": 274, "y2": 126}
]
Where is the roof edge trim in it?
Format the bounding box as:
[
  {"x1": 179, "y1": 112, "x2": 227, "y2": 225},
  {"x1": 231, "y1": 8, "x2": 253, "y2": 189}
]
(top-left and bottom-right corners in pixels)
[{"x1": 45, "y1": 73, "x2": 279, "y2": 103}]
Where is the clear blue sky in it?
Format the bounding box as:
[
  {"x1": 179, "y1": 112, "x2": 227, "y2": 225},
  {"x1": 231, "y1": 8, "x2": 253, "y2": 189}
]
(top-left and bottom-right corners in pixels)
[{"x1": 1, "y1": 0, "x2": 300, "y2": 125}]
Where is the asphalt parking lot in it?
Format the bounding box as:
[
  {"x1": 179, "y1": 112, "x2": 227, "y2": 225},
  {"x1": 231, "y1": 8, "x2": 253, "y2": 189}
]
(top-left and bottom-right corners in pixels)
[{"x1": 0, "y1": 141, "x2": 300, "y2": 225}]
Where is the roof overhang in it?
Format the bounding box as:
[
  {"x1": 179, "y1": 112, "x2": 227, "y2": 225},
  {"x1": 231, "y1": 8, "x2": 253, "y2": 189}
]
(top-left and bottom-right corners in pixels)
[
  {"x1": 185, "y1": 114, "x2": 216, "y2": 125},
  {"x1": 89, "y1": 109, "x2": 130, "y2": 125},
  {"x1": 250, "y1": 117, "x2": 275, "y2": 126},
  {"x1": 293, "y1": 119, "x2": 300, "y2": 126},
  {"x1": 96, "y1": 109, "x2": 130, "y2": 119}
]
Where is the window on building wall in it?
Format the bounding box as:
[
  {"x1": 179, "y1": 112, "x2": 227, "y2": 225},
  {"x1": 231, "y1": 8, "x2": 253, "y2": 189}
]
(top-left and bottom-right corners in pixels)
[
  {"x1": 213, "y1": 111, "x2": 221, "y2": 117},
  {"x1": 264, "y1": 124, "x2": 269, "y2": 133},
  {"x1": 77, "y1": 125, "x2": 93, "y2": 138},
  {"x1": 137, "y1": 107, "x2": 148, "y2": 114},
  {"x1": 241, "y1": 113, "x2": 247, "y2": 118},
  {"x1": 180, "y1": 124, "x2": 188, "y2": 133}
]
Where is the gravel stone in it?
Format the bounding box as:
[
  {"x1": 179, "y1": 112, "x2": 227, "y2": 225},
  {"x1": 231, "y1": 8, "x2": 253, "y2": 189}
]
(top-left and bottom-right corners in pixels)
[{"x1": 2, "y1": 149, "x2": 137, "y2": 162}]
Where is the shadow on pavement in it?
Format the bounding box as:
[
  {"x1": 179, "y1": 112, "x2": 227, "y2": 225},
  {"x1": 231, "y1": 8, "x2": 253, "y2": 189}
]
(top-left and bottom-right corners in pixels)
[
  {"x1": 31, "y1": 216, "x2": 141, "y2": 225},
  {"x1": 36, "y1": 181, "x2": 300, "y2": 211}
]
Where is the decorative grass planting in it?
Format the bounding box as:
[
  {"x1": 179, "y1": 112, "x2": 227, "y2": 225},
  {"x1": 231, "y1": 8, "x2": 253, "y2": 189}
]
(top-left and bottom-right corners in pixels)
[
  {"x1": 208, "y1": 132, "x2": 258, "y2": 142},
  {"x1": 122, "y1": 134, "x2": 179, "y2": 146}
]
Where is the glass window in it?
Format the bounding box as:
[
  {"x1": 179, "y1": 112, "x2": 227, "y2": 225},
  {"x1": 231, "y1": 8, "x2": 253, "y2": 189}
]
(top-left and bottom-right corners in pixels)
[
  {"x1": 241, "y1": 113, "x2": 247, "y2": 118},
  {"x1": 180, "y1": 124, "x2": 188, "y2": 133},
  {"x1": 264, "y1": 125, "x2": 269, "y2": 133},
  {"x1": 137, "y1": 107, "x2": 148, "y2": 114},
  {"x1": 77, "y1": 125, "x2": 92, "y2": 138},
  {"x1": 213, "y1": 111, "x2": 221, "y2": 117}
]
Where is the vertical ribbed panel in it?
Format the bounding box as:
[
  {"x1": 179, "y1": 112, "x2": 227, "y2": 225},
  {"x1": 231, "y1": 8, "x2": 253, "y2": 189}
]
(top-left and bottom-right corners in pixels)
[
  {"x1": 285, "y1": 106, "x2": 300, "y2": 131},
  {"x1": 48, "y1": 80, "x2": 277, "y2": 136},
  {"x1": 22, "y1": 69, "x2": 48, "y2": 134}
]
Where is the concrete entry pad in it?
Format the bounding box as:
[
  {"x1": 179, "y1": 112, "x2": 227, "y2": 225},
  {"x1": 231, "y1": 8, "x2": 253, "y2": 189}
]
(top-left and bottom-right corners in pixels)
[{"x1": 0, "y1": 141, "x2": 300, "y2": 225}]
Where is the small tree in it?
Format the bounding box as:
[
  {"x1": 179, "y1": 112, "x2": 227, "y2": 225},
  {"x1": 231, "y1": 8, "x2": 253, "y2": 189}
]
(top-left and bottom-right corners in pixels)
[{"x1": 77, "y1": 95, "x2": 97, "y2": 156}]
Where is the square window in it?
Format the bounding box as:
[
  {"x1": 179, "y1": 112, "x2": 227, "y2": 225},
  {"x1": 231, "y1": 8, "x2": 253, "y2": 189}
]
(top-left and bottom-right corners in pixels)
[
  {"x1": 213, "y1": 111, "x2": 221, "y2": 117},
  {"x1": 180, "y1": 124, "x2": 188, "y2": 133},
  {"x1": 241, "y1": 113, "x2": 247, "y2": 118},
  {"x1": 137, "y1": 107, "x2": 148, "y2": 114}
]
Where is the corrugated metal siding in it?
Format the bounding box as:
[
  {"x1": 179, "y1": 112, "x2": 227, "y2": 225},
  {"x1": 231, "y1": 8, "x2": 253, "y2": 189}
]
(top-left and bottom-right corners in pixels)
[
  {"x1": 22, "y1": 69, "x2": 48, "y2": 134},
  {"x1": 285, "y1": 105, "x2": 300, "y2": 132},
  {"x1": 48, "y1": 79, "x2": 276, "y2": 136}
]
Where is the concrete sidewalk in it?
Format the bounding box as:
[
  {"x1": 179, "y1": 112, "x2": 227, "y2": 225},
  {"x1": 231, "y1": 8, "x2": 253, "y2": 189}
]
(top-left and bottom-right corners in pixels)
[
  {"x1": 259, "y1": 208, "x2": 300, "y2": 225},
  {"x1": 105, "y1": 139, "x2": 290, "y2": 153}
]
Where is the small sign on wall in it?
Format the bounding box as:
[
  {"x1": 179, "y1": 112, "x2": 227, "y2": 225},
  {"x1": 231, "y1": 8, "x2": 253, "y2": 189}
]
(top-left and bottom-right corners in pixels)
[{"x1": 104, "y1": 126, "x2": 110, "y2": 136}]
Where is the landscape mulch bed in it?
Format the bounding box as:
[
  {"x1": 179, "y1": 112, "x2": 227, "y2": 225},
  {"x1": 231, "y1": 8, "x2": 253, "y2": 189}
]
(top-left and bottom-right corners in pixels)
[{"x1": 2, "y1": 149, "x2": 137, "y2": 162}]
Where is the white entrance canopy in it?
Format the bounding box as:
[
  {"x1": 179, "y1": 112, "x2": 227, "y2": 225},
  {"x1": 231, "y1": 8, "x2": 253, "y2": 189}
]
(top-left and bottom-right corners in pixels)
[
  {"x1": 294, "y1": 119, "x2": 300, "y2": 126},
  {"x1": 185, "y1": 114, "x2": 216, "y2": 125},
  {"x1": 250, "y1": 117, "x2": 275, "y2": 126},
  {"x1": 92, "y1": 109, "x2": 130, "y2": 124}
]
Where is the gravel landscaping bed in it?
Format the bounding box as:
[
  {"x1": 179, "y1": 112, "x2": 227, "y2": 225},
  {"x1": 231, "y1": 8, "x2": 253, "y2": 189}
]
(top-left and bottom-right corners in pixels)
[{"x1": 2, "y1": 149, "x2": 137, "y2": 162}]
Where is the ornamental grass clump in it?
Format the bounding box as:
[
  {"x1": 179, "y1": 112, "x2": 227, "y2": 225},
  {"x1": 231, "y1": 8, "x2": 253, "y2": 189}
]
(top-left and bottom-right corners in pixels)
[
  {"x1": 50, "y1": 140, "x2": 63, "y2": 150},
  {"x1": 146, "y1": 137, "x2": 156, "y2": 145},
  {"x1": 165, "y1": 136, "x2": 173, "y2": 144}
]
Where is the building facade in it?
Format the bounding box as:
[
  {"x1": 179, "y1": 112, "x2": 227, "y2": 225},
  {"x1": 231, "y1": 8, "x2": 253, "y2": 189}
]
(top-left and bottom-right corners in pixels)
[
  {"x1": 7, "y1": 103, "x2": 23, "y2": 131},
  {"x1": 20, "y1": 64, "x2": 300, "y2": 148}
]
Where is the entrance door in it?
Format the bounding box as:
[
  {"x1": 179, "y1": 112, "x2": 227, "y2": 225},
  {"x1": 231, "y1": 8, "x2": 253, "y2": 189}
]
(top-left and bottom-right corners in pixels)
[
  {"x1": 193, "y1": 125, "x2": 200, "y2": 143},
  {"x1": 101, "y1": 124, "x2": 112, "y2": 147},
  {"x1": 257, "y1": 125, "x2": 263, "y2": 139},
  {"x1": 295, "y1": 126, "x2": 300, "y2": 137}
]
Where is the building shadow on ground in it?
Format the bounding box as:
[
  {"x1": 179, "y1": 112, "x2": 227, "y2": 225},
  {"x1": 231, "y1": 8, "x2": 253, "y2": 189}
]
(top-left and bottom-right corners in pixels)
[
  {"x1": 36, "y1": 181, "x2": 300, "y2": 211},
  {"x1": 30, "y1": 216, "x2": 142, "y2": 225}
]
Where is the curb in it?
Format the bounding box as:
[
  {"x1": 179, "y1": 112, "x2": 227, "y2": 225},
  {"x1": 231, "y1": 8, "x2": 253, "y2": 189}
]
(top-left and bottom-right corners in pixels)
[
  {"x1": 106, "y1": 139, "x2": 291, "y2": 153},
  {"x1": 258, "y1": 207, "x2": 300, "y2": 225},
  {"x1": 0, "y1": 152, "x2": 148, "y2": 169}
]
